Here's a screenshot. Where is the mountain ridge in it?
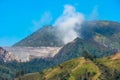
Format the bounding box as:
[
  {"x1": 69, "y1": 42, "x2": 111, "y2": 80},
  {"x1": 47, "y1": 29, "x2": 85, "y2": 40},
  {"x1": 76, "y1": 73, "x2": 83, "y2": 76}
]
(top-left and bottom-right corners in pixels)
[
  {"x1": 54, "y1": 37, "x2": 116, "y2": 63},
  {"x1": 13, "y1": 26, "x2": 63, "y2": 47},
  {"x1": 13, "y1": 20, "x2": 120, "y2": 47}
]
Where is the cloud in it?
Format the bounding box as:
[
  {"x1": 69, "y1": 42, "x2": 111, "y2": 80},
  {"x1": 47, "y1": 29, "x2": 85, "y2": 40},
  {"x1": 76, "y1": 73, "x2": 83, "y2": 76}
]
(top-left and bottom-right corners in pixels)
[
  {"x1": 89, "y1": 6, "x2": 99, "y2": 20},
  {"x1": 32, "y1": 12, "x2": 53, "y2": 30},
  {"x1": 54, "y1": 4, "x2": 84, "y2": 44}
]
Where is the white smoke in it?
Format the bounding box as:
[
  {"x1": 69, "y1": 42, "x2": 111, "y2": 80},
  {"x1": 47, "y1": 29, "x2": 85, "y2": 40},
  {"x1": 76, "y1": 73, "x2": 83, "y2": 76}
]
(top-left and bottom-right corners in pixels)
[
  {"x1": 54, "y1": 4, "x2": 84, "y2": 44},
  {"x1": 89, "y1": 6, "x2": 99, "y2": 20},
  {"x1": 32, "y1": 12, "x2": 53, "y2": 31}
]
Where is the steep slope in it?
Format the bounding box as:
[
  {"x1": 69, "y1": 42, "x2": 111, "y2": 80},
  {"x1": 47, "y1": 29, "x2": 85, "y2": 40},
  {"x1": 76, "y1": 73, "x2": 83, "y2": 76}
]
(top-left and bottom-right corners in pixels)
[
  {"x1": 54, "y1": 37, "x2": 115, "y2": 63},
  {"x1": 13, "y1": 26, "x2": 63, "y2": 47}
]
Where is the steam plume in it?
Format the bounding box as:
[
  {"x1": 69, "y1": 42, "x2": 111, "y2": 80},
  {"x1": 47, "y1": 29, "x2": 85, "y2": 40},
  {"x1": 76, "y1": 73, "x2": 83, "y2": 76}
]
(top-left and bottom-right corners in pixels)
[{"x1": 54, "y1": 4, "x2": 84, "y2": 44}]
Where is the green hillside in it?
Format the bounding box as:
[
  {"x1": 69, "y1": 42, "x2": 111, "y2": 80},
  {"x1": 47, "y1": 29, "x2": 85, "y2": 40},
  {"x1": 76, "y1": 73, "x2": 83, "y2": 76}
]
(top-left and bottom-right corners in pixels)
[
  {"x1": 15, "y1": 53, "x2": 120, "y2": 80},
  {"x1": 15, "y1": 57, "x2": 101, "y2": 80},
  {"x1": 54, "y1": 37, "x2": 115, "y2": 63},
  {"x1": 95, "y1": 53, "x2": 120, "y2": 80}
]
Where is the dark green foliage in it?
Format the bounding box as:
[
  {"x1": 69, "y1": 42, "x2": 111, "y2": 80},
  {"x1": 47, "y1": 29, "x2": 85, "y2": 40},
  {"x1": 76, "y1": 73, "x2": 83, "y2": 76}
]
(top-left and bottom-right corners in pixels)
[
  {"x1": 0, "y1": 58, "x2": 56, "y2": 80},
  {"x1": 82, "y1": 51, "x2": 93, "y2": 60},
  {"x1": 54, "y1": 37, "x2": 115, "y2": 64},
  {"x1": 38, "y1": 71, "x2": 46, "y2": 80},
  {"x1": 0, "y1": 64, "x2": 15, "y2": 80},
  {"x1": 76, "y1": 69, "x2": 96, "y2": 80},
  {"x1": 15, "y1": 70, "x2": 26, "y2": 78}
]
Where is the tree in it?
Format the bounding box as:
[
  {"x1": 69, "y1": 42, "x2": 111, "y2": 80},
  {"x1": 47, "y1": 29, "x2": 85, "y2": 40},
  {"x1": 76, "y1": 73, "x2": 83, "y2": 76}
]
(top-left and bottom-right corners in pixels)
[{"x1": 82, "y1": 51, "x2": 93, "y2": 60}]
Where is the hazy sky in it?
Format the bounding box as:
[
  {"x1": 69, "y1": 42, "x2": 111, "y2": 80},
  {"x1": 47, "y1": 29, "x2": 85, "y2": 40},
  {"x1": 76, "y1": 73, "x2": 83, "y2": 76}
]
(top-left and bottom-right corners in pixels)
[{"x1": 0, "y1": 0, "x2": 120, "y2": 46}]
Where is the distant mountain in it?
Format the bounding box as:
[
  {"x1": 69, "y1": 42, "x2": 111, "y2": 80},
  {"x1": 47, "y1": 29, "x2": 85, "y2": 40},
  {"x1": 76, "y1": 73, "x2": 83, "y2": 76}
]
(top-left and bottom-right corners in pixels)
[
  {"x1": 13, "y1": 21, "x2": 120, "y2": 49},
  {"x1": 15, "y1": 53, "x2": 120, "y2": 80},
  {"x1": 13, "y1": 26, "x2": 63, "y2": 47}
]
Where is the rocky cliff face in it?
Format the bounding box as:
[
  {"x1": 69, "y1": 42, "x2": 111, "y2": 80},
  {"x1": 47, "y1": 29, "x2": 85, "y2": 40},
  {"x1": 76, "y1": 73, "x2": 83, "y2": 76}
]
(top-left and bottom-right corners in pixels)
[
  {"x1": 4, "y1": 47, "x2": 61, "y2": 62},
  {"x1": 0, "y1": 47, "x2": 20, "y2": 62},
  {"x1": 0, "y1": 47, "x2": 7, "y2": 62}
]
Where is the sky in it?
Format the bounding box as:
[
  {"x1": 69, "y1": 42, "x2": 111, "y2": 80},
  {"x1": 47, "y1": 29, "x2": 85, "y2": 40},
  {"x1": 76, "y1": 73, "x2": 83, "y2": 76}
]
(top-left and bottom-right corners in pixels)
[{"x1": 0, "y1": 0, "x2": 120, "y2": 46}]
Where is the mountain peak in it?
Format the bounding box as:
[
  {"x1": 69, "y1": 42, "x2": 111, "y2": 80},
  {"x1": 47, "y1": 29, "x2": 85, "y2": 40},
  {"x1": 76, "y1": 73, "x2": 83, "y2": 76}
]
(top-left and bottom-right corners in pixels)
[
  {"x1": 13, "y1": 20, "x2": 120, "y2": 47},
  {"x1": 73, "y1": 37, "x2": 81, "y2": 41},
  {"x1": 13, "y1": 26, "x2": 63, "y2": 47}
]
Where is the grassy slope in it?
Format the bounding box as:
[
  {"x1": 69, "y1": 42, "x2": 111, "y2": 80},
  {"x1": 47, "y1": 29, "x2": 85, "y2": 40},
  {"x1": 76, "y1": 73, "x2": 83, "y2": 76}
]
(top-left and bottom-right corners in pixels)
[
  {"x1": 95, "y1": 53, "x2": 120, "y2": 80},
  {"x1": 15, "y1": 53, "x2": 120, "y2": 80},
  {"x1": 96, "y1": 53, "x2": 120, "y2": 71},
  {"x1": 15, "y1": 57, "x2": 101, "y2": 80}
]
